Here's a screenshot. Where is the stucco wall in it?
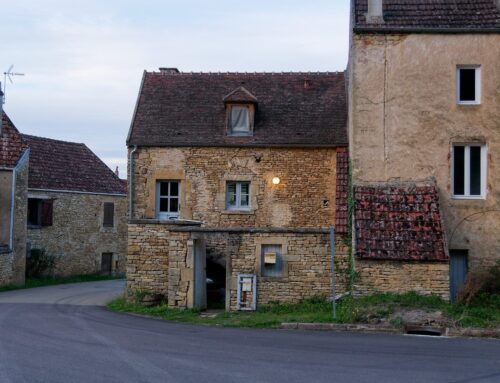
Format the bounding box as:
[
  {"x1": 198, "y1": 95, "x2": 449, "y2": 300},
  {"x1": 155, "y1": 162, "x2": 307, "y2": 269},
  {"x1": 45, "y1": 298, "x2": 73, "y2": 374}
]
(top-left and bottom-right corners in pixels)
[
  {"x1": 349, "y1": 33, "x2": 500, "y2": 269},
  {"x1": 131, "y1": 147, "x2": 338, "y2": 228},
  {"x1": 0, "y1": 170, "x2": 13, "y2": 246},
  {"x1": 27, "y1": 191, "x2": 127, "y2": 276},
  {"x1": 0, "y1": 157, "x2": 28, "y2": 286}
]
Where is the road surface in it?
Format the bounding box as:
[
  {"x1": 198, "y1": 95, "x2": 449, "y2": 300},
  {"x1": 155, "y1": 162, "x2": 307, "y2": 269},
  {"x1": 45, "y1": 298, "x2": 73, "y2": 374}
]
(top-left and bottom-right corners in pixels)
[{"x1": 0, "y1": 280, "x2": 498, "y2": 383}]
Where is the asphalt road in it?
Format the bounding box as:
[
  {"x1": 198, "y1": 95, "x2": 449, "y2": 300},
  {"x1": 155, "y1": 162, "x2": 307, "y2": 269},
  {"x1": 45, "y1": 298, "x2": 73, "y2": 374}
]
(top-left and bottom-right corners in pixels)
[{"x1": 0, "y1": 280, "x2": 498, "y2": 383}]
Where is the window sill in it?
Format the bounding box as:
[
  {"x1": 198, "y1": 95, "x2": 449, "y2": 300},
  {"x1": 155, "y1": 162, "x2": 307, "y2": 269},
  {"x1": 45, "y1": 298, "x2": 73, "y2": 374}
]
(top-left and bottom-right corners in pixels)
[
  {"x1": 222, "y1": 210, "x2": 254, "y2": 215},
  {"x1": 28, "y1": 225, "x2": 42, "y2": 230},
  {"x1": 457, "y1": 102, "x2": 481, "y2": 106},
  {"x1": 451, "y1": 196, "x2": 486, "y2": 201}
]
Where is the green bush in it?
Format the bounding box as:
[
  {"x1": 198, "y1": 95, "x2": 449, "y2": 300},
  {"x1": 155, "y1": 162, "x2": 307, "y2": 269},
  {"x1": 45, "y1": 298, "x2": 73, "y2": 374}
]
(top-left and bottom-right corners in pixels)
[{"x1": 26, "y1": 249, "x2": 56, "y2": 278}]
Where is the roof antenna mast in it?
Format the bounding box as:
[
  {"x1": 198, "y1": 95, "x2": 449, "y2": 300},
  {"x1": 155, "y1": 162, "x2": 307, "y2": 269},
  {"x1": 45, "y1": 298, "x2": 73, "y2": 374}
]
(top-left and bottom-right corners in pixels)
[{"x1": 3, "y1": 65, "x2": 25, "y2": 104}]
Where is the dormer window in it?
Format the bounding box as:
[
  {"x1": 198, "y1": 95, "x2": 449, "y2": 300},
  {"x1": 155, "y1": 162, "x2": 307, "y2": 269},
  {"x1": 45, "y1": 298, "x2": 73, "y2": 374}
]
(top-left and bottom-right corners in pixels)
[
  {"x1": 230, "y1": 105, "x2": 250, "y2": 133},
  {"x1": 223, "y1": 86, "x2": 257, "y2": 136}
]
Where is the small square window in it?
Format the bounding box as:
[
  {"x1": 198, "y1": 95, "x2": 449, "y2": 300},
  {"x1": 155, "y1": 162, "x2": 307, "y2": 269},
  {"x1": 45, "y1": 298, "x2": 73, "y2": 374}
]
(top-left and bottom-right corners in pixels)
[
  {"x1": 452, "y1": 144, "x2": 486, "y2": 199},
  {"x1": 226, "y1": 182, "x2": 250, "y2": 210},
  {"x1": 156, "y1": 181, "x2": 180, "y2": 220},
  {"x1": 261, "y1": 244, "x2": 283, "y2": 277},
  {"x1": 457, "y1": 66, "x2": 481, "y2": 105}
]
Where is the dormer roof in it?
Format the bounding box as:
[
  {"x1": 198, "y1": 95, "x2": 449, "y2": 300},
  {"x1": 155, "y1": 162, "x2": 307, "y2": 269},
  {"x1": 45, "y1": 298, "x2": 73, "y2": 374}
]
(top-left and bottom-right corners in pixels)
[{"x1": 223, "y1": 86, "x2": 258, "y2": 104}]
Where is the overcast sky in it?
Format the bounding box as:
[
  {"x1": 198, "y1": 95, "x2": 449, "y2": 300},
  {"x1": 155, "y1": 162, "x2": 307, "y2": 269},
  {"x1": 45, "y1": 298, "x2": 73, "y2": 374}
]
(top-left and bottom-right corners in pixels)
[{"x1": 1, "y1": 1, "x2": 350, "y2": 177}]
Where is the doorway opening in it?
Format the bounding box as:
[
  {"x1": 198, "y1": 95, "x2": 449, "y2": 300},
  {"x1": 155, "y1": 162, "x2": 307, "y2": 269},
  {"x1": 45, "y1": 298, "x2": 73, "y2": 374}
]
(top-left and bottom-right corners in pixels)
[
  {"x1": 450, "y1": 249, "x2": 468, "y2": 302},
  {"x1": 206, "y1": 257, "x2": 226, "y2": 310}
]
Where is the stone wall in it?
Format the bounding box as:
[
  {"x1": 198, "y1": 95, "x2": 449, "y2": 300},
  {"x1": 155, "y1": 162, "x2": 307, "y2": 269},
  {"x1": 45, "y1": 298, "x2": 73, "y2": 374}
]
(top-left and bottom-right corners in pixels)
[
  {"x1": 356, "y1": 260, "x2": 450, "y2": 300},
  {"x1": 348, "y1": 33, "x2": 500, "y2": 270},
  {"x1": 127, "y1": 222, "x2": 351, "y2": 311},
  {"x1": 27, "y1": 191, "x2": 127, "y2": 277},
  {"x1": 130, "y1": 147, "x2": 338, "y2": 228},
  {"x1": 0, "y1": 157, "x2": 28, "y2": 286}
]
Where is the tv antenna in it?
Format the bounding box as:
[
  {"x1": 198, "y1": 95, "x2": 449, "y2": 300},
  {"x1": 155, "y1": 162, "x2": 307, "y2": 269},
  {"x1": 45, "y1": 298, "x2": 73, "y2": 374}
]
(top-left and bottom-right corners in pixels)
[{"x1": 2, "y1": 65, "x2": 25, "y2": 104}]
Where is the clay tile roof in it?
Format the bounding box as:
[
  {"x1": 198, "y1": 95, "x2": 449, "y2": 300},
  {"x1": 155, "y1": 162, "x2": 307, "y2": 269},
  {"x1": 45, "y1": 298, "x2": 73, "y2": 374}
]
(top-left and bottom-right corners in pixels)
[
  {"x1": 354, "y1": 0, "x2": 500, "y2": 31},
  {"x1": 128, "y1": 71, "x2": 347, "y2": 147},
  {"x1": 223, "y1": 86, "x2": 258, "y2": 103},
  {"x1": 335, "y1": 148, "x2": 349, "y2": 234},
  {"x1": 22, "y1": 134, "x2": 127, "y2": 195},
  {"x1": 0, "y1": 113, "x2": 28, "y2": 168},
  {"x1": 354, "y1": 183, "x2": 448, "y2": 261}
]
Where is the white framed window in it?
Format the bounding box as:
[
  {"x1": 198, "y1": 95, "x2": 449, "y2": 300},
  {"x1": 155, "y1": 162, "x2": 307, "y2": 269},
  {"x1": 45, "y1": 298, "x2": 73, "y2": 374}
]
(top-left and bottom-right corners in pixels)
[
  {"x1": 230, "y1": 106, "x2": 250, "y2": 134},
  {"x1": 457, "y1": 66, "x2": 481, "y2": 105},
  {"x1": 156, "y1": 181, "x2": 180, "y2": 220},
  {"x1": 452, "y1": 144, "x2": 487, "y2": 199},
  {"x1": 226, "y1": 181, "x2": 250, "y2": 210}
]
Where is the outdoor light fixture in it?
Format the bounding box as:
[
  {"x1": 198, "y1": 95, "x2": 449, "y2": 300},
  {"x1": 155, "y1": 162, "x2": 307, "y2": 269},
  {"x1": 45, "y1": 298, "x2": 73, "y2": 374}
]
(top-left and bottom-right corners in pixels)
[{"x1": 272, "y1": 177, "x2": 280, "y2": 185}]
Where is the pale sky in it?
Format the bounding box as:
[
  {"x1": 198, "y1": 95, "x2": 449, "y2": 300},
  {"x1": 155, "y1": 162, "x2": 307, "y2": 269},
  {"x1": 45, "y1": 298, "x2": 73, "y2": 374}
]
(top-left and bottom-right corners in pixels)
[{"x1": 1, "y1": 1, "x2": 350, "y2": 177}]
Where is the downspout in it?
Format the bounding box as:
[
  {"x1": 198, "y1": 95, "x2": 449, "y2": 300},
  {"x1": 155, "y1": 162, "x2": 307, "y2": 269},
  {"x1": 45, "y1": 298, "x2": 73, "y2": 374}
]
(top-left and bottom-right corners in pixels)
[
  {"x1": 9, "y1": 148, "x2": 29, "y2": 249},
  {"x1": 128, "y1": 145, "x2": 138, "y2": 219}
]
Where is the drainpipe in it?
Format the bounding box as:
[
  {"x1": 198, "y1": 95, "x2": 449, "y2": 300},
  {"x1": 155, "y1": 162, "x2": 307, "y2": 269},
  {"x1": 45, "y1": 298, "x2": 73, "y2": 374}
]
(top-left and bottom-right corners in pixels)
[
  {"x1": 9, "y1": 148, "x2": 29, "y2": 249},
  {"x1": 128, "y1": 145, "x2": 138, "y2": 219}
]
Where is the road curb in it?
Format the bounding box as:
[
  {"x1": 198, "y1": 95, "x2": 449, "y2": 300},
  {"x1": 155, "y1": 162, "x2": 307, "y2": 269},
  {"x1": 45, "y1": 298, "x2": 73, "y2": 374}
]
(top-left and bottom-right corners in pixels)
[{"x1": 280, "y1": 323, "x2": 500, "y2": 339}]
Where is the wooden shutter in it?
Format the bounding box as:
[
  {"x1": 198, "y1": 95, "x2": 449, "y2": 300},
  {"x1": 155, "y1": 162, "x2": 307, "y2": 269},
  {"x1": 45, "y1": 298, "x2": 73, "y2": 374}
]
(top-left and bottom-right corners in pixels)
[
  {"x1": 103, "y1": 202, "x2": 114, "y2": 227},
  {"x1": 41, "y1": 199, "x2": 53, "y2": 227}
]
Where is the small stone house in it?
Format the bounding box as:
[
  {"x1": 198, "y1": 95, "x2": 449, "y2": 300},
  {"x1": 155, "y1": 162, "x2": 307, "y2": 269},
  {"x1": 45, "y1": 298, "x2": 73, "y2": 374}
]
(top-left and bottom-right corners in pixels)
[
  {"x1": 22, "y1": 134, "x2": 128, "y2": 276},
  {"x1": 126, "y1": 70, "x2": 350, "y2": 310},
  {"x1": 0, "y1": 111, "x2": 29, "y2": 287},
  {"x1": 349, "y1": 0, "x2": 500, "y2": 300}
]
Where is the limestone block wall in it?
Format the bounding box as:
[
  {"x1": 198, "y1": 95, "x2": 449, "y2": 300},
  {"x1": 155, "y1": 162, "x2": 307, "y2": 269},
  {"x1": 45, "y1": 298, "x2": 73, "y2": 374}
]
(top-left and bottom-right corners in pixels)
[
  {"x1": 127, "y1": 223, "x2": 351, "y2": 310},
  {"x1": 130, "y1": 147, "x2": 338, "y2": 228},
  {"x1": 0, "y1": 158, "x2": 28, "y2": 286},
  {"x1": 355, "y1": 260, "x2": 450, "y2": 300},
  {"x1": 27, "y1": 191, "x2": 127, "y2": 276},
  {"x1": 348, "y1": 33, "x2": 500, "y2": 269}
]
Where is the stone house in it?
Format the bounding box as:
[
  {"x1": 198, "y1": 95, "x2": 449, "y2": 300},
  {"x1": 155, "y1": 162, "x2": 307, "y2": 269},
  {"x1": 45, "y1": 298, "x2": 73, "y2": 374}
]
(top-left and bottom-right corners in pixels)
[
  {"x1": 127, "y1": 70, "x2": 350, "y2": 310},
  {"x1": 348, "y1": 0, "x2": 500, "y2": 300},
  {"x1": 0, "y1": 111, "x2": 29, "y2": 287},
  {"x1": 22, "y1": 134, "x2": 128, "y2": 276}
]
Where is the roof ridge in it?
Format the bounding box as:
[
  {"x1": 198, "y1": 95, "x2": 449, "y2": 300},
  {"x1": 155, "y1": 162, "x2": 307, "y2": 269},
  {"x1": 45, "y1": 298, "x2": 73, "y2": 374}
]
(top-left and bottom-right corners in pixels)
[
  {"x1": 149, "y1": 70, "x2": 345, "y2": 76},
  {"x1": 21, "y1": 133, "x2": 85, "y2": 146}
]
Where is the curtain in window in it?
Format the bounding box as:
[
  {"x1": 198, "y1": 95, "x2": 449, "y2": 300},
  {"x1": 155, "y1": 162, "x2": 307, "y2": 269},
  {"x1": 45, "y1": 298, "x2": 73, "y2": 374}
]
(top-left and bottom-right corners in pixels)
[{"x1": 231, "y1": 107, "x2": 249, "y2": 132}]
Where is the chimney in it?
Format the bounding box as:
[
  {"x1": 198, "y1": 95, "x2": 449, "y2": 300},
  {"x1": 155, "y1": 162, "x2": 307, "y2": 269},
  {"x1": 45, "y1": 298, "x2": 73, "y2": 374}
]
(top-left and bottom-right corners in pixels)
[
  {"x1": 115, "y1": 166, "x2": 119, "y2": 177},
  {"x1": 366, "y1": 0, "x2": 384, "y2": 24},
  {"x1": 159, "y1": 67, "x2": 179, "y2": 74}
]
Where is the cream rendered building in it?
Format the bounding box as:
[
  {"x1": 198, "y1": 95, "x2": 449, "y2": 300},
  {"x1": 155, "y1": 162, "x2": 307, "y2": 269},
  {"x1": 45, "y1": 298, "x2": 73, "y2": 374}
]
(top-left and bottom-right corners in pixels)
[{"x1": 349, "y1": 0, "x2": 500, "y2": 300}]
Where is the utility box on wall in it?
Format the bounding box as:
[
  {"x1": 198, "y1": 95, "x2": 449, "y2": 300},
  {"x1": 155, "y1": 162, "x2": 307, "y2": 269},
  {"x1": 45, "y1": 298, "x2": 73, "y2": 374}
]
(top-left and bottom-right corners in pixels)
[{"x1": 236, "y1": 274, "x2": 256, "y2": 311}]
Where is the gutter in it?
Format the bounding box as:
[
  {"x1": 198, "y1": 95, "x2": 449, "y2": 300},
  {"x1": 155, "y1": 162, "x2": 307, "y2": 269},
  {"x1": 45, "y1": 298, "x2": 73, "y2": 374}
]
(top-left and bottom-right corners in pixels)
[
  {"x1": 354, "y1": 27, "x2": 500, "y2": 34},
  {"x1": 9, "y1": 148, "x2": 29, "y2": 249},
  {"x1": 27, "y1": 188, "x2": 126, "y2": 197},
  {"x1": 128, "y1": 145, "x2": 138, "y2": 219}
]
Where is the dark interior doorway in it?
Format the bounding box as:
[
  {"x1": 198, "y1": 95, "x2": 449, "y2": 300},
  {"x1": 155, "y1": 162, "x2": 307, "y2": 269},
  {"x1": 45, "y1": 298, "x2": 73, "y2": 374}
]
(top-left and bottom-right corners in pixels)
[
  {"x1": 101, "y1": 253, "x2": 113, "y2": 275},
  {"x1": 206, "y1": 258, "x2": 226, "y2": 309}
]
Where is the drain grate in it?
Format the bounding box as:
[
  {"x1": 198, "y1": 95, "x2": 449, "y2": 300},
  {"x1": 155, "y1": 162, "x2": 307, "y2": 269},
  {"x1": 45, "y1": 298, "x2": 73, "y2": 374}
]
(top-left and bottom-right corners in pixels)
[{"x1": 405, "y1": 325, "x2": 445, "y2": 336}]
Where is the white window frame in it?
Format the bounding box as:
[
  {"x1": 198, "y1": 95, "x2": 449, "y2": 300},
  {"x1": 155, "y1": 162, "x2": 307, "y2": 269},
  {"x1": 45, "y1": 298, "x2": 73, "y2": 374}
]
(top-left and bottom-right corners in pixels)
[
  {"x1": 456, "y1": 65, "x2": 481, "y2": 105},
  {"x1": 156, "y1": 181, "x2": 180, "y2": 220},
  {"x1": 226, "y1": 181, "x2": 250, "y2": 211},
  {"x1": 452, "y1": 144, "x2": 487, "y2": 200}
]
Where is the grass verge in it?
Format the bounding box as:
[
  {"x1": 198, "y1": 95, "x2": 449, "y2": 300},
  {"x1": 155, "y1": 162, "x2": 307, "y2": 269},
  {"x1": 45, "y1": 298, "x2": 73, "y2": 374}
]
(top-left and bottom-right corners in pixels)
[
  {"x1": 107, "y1": 292, "x2": 500, "y2": 329},
  {"x1": 0, "y1": 274, "x2": 123, "y2": 293}
]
